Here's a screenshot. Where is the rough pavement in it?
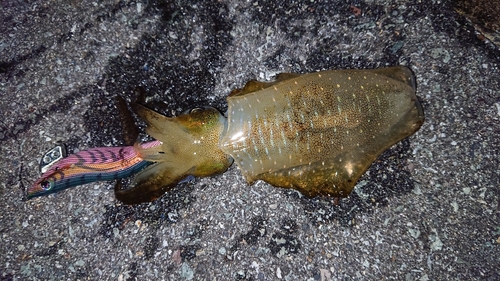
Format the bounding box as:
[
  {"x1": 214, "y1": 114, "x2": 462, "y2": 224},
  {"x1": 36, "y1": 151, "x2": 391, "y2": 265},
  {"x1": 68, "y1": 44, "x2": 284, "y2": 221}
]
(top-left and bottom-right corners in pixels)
[{"x1": 1, "y1": 0, "x2": 499, "y2": 280}]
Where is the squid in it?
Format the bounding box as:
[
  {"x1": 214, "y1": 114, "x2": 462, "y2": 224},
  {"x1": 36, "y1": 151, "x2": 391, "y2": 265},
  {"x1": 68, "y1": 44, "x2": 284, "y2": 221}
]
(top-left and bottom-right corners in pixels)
[{"x1": 28, "y1": 66, "x2": 424, "y2": 204}]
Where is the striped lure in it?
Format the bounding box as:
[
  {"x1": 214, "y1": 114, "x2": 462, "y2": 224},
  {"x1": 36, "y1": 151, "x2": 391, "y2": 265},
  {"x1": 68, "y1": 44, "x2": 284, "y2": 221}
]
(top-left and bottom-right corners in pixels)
[
  {"x1": 29, "y1": 66, "x2": 424, "y2": 204},
  {"x1": 27, "y1": 141, "x2": 161, "y2": 199}
]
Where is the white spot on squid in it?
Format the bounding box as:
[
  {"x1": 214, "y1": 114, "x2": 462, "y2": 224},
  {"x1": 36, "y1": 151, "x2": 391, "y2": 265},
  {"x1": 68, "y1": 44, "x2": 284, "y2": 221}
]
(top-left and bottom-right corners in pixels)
[
  {"x1": 280, "y1": 130, "x2": 287, "y2": 147},
  {"x1": 344, "y1": 161, "x2": 354, "y2": 176}
]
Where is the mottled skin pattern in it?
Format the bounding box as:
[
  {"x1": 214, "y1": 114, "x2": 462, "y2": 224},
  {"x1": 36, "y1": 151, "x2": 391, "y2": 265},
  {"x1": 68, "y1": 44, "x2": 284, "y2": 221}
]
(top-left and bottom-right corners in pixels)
[
  {"x1": 221, "y1": 66, "x2": 424, "y2": 197},
  {"x1": 29, "y1": 67, "x2": 424, "y2": 204}
]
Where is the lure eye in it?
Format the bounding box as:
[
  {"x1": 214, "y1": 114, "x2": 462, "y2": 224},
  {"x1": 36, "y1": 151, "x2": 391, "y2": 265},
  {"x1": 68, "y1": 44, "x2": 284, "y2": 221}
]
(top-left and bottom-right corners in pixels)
[{"x1": 40, "y1": 180, "x2": 53, "y2": 191}]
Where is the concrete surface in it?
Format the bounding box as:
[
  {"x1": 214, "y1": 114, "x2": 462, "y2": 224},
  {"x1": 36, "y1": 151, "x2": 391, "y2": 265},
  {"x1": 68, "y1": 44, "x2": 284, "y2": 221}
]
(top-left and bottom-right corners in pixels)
[{"x1": 1, "y1": 0, "x2": 499, "y2": 280}]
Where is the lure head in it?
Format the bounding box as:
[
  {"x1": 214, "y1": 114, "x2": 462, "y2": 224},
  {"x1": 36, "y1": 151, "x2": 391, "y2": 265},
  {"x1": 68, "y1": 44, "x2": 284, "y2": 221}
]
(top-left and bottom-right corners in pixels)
[{"x1": 27, "y1": 162, "x2": 69, "y2": 199}]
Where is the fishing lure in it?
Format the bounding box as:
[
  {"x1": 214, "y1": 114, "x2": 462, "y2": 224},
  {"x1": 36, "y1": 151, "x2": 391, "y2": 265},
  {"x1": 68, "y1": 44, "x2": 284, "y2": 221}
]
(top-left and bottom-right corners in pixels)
[
  {"x1": 28, "y1": 141, "x2": 160, "y2": 200},
  {"x1": 28, "y1": 66, "x2": 424, "y2": 204}
]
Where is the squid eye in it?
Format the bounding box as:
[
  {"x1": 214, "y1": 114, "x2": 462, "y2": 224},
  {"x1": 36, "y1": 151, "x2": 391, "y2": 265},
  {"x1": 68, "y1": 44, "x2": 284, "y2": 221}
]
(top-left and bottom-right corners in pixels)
[
  {"x1": 190, "y1": 107, "x2": 204, "y2": 113},
  {"x1": 182, "y1": 107, "x2": 204, "y2": 115},
  {"x1": 40, "y1": 180, "x2": 53, "y2": 191}
]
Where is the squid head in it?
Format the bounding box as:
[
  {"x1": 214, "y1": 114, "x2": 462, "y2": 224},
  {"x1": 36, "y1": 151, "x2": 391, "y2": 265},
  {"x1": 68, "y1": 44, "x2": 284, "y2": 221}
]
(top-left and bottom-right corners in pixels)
[{"x1": 115, "y1": 103, "x2": 233, "y2": 204}]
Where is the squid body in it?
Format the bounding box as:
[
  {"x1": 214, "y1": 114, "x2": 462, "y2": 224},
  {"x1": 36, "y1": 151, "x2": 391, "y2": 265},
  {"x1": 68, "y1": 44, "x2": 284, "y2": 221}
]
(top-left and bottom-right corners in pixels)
[{"x1": 28, "y1": 66, "x2": 424, "y2": 204}]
